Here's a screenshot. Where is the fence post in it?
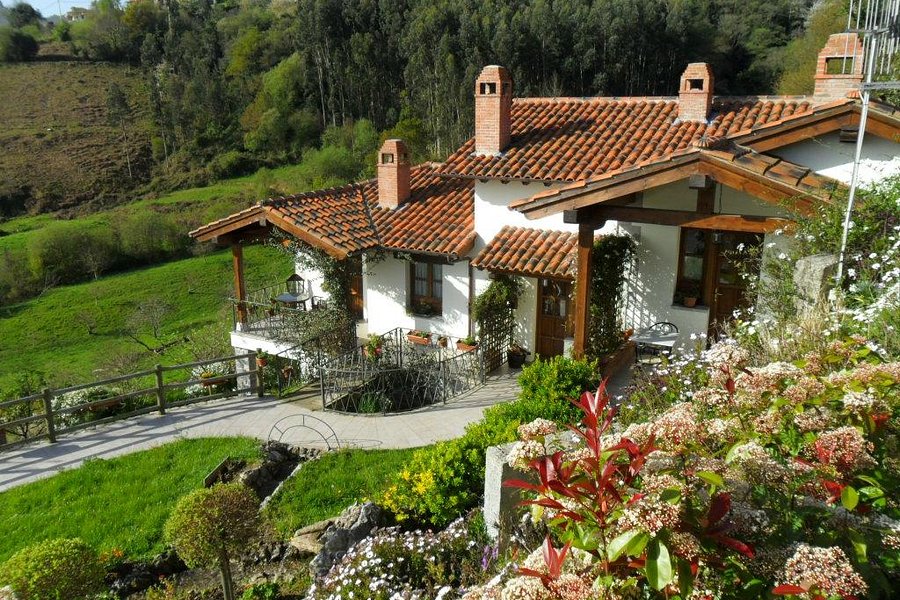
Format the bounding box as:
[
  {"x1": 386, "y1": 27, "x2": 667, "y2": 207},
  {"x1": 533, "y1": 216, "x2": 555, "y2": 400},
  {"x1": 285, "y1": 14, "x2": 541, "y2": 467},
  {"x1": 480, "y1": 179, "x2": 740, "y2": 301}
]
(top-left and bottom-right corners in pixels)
[
  {"x1": 155, "y1": 364, "x2": 166, "y2": 415},
  {"x1": 250, "y1": 351, "x2": 263, "y2": 398},
  {"x1": 42, "y1": 388, "x2": 56, "y2": 443},
  {"x1": 319, "y1": 366, "x2": 326, "y2": 410}
]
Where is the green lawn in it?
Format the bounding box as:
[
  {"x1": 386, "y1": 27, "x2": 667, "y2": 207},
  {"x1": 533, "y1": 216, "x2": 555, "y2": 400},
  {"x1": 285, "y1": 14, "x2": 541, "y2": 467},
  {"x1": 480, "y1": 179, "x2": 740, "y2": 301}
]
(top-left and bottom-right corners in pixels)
[
  {"x1": 0, "y1": 244, "x2": 293, "y2": 390},
  {"x1": 0, "y1": 437, "x2": 261, "y2": 563},
  {"x1": 265, "y1": 448, "x2": 419, "y2": 536}
]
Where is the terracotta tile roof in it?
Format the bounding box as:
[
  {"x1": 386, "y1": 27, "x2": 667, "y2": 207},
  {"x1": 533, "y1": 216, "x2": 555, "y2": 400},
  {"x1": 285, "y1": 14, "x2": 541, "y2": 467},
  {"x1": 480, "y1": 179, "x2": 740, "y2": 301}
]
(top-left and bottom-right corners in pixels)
[
  {"x1": 438, "y1": 96, "x2": 847, "y2": 183},
  {"x1": 373, "y1": 167, "x2": 475, "y2": 256},
  {"x1": 472, "y1": 226, "x2": 579, "y2": 280},
  {"x1": 190, "y1": 165, "x2": 474, "y2": 259},
  {"x1": 511, "y1": 142, "x2": 841, "y2": 216}
]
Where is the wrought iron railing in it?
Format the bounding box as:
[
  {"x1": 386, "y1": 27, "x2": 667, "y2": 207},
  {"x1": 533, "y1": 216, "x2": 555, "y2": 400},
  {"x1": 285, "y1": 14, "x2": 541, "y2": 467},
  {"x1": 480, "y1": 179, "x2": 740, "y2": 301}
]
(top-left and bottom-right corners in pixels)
[
  {"x1": 230, "y1": 280, "x2": 326, "y2": 339},
  {"x1": 268, "y1": 319, "x2": 358, "y2": 398},
  {"x1": 318, "y1": 328, "x2": 484, "y2": 414}
]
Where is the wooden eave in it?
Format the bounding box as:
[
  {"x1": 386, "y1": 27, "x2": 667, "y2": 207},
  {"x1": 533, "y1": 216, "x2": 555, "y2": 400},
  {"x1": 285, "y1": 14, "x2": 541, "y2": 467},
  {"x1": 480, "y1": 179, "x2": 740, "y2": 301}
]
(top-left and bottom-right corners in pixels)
[
  {"x1": 514, "y1": 147, "x2": 836, "y2": 220},
  {"x1": 735, "y1": 102, "x2": 900, "y2": 151},
  {"x1": 189, "y1": 206, "x2": 268, "y2": 243}
]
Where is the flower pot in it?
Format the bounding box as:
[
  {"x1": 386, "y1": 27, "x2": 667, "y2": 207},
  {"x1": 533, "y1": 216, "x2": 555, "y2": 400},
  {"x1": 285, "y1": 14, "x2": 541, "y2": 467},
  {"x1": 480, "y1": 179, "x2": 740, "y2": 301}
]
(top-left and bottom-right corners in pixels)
[
  {"x1": 407, "y1": 334, "x2": 430, "y2": 346},
  {"x1": 457, "y1": 341, "x2": 478, "y2": 352},
  {"x1": 256, "y1": 357, "x2": 269, "y2": 367},
  {"x1": 682, "y1": 297, "x2": 698, "y2": 308},
  {"x1": 507, "y1": 351, "x2": 526, "y2": 369},
  {"x1": 438, "y1": 337, "x2": 448, "y2": 348}
]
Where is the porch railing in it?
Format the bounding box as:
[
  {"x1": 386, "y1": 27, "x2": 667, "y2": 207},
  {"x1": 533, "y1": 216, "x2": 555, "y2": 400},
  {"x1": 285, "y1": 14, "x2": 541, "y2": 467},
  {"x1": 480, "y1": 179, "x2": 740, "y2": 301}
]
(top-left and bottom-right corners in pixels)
[
  {"x1": 267, "y1": 318, "x2": 359, "y2": 398},
  {"x1": 230, "y1": 280, "x2": 327, "y2": 339},
  {"x1": 318, "y1": 328, "x2": 485, "y2": 414}
]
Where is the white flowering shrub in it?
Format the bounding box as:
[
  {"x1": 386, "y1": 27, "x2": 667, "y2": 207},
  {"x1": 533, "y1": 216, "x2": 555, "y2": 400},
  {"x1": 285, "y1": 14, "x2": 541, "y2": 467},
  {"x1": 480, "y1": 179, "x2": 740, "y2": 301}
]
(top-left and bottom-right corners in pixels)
[
  {"x1": 308, "y1": 513, "x2": 491, "y2": 600},
  {"x1": 469, "y1": 337, "x2": 899, "y2": 600}
]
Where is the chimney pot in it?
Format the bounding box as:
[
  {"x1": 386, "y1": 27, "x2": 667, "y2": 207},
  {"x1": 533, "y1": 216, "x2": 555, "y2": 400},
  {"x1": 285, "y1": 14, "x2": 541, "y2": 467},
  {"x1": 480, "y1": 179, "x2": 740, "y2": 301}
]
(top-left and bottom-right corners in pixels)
[
  {"x1": 813, "y1": 33, "x2": 864, "y2": 100},
  {"x1": 474, "y1": 65, "x2": 513, "y2": 155},
  {"x1": 678, "y1": 63, "x2": 714, "y2": 122},
  {"x1": 377, "y1": 139, "x2": 410, "y2": 209}
]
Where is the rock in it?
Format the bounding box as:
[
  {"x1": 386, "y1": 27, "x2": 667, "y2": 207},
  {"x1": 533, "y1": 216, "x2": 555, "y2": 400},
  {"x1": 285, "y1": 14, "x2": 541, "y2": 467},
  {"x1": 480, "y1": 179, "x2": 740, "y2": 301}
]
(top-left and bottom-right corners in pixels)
[
  {"x1": 0, "y1": 586, "x2": 18, "y2": 600},
  {"x1": 150, "y1": 549, "x2": 187, "y2": 575},
  {"x1": 310, "y1": 502, "x2": 390, "y2": 578}
]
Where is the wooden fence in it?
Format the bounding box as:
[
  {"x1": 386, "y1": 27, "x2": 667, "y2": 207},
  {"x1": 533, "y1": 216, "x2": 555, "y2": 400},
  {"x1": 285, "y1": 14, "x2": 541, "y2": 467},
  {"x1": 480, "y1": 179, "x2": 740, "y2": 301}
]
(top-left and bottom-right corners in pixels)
[{"x1": 0, "y1": 352, "x2": 261, "y2": 452}]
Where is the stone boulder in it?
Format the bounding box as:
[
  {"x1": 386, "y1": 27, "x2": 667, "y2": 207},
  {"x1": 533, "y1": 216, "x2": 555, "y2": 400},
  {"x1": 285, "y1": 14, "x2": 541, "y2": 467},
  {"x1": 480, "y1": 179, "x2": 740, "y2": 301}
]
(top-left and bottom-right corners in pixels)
[{"x1": 309, "y1": 502, "x2": 390, "y2": 577}]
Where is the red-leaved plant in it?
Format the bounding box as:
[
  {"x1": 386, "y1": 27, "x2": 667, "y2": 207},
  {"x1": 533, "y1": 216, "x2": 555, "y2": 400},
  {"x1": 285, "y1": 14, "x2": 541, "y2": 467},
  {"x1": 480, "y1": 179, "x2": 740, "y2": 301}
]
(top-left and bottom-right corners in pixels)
[{"x1": 505, "y1": 381, "x2": 754, "y2": 597}]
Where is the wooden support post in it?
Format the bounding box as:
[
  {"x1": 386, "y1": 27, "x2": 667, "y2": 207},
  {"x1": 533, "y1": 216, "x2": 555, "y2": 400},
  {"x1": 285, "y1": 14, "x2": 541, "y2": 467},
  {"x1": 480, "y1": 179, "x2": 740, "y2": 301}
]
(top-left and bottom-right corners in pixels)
[
  {"x1": 42, "y1": 388, "x2": 56, "y2": 443},
  {"x1": 155, "y1": 364, "x2": 166, "y2": 415},
  {"x1": 232, "y1": 243, "x2": 248, "y2": 326},
  {"x1": 573, "y1": 223, "x2": 595, "y2": 359}
]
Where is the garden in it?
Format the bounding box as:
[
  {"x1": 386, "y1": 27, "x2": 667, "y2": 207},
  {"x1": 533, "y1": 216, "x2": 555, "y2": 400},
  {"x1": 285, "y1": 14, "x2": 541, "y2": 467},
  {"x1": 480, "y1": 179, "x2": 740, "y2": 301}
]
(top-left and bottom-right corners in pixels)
[{"x1": 0, "y1": 177, "x2": 898, "y2": 599}]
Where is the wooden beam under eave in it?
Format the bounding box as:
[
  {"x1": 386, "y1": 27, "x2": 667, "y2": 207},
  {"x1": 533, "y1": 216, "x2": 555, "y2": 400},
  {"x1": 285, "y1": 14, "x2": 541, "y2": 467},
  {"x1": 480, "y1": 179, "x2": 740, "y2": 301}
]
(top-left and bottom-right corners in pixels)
[
  {"x1": 522, "y1": 161, "x2": 699, "y2": 219},
  {"x1": 572, "y1": 224, "x2": 593, "y2": 360},
  {"x1": 232, "y1": 244, "x2": 248, "y2": 325},
  {"x1": 743, "y1": 114, "x2": 854, "y2": 152},
  {"x1": 591, "y1": 206, "x2": 794, "y2": 234}
]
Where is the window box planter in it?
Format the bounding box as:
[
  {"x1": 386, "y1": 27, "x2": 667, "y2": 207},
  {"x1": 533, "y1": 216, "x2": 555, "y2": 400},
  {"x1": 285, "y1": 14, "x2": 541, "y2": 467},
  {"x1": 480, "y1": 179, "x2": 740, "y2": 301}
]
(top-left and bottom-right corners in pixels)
[
  {"x1": 456, "y1": 340, "x2": 478, "y2": 352},
  {"x1": 407, "y1": 331, "x2": 431, "y2": 346}
]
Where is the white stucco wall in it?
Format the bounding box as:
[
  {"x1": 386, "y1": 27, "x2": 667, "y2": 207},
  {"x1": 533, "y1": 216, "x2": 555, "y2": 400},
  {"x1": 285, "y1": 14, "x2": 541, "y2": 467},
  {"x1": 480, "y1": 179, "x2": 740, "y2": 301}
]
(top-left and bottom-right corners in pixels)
[
  {"x1": 772, "y1": 132, "x2": 900, "y2": 186},
  {"x1": 474, "y1": 181, "x2": 575, "y2": 251},
  {"x1": 621, "y1": 180, "x2": 798, "y2": 345},
  {"x1": 363, "y1": 255, "x2": 471, "y2": 340}
]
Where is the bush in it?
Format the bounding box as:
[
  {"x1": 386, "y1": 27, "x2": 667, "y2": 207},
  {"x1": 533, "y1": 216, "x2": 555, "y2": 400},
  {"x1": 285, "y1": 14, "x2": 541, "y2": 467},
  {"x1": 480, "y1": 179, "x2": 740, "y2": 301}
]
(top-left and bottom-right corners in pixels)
[
  {"x1": 517, "y1": 355, "x2": 599, "y2": 424},
  {"x1": 27, "y1": 222, "x2": 120, "y2": 285},
  {"x1": 0, "y1": 27, "x2": 38, "y2": 62},
  {"x1": 0, "y1": 538, "x2": 104, "y2": 600},
  {"x1": 382, "y1": 357, "x2": 598, "y2": 526},
  {"x1": 165, "y1": 483, "x2": 260, "y2": 600},
  {"x1": 115, "y1": 212, "x2": 189, "y2": 264},
  {"x1": 207, "y1": 150, "x2": 252, "y2": 180}
]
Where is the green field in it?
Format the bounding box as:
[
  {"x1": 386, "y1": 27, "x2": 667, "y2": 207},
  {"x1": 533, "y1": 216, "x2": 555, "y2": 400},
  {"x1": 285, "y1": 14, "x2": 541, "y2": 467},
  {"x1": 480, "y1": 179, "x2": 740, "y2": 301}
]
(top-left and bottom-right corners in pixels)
[
  {"x1": 0, "y1": 244, "x2": 292, "y2": 390},
  {"x1": 0, "y1": 437, "x2": 261, "y2": 563},
  {"x1": 265, "y1": 448, "x2": 419, "y2": 536}
]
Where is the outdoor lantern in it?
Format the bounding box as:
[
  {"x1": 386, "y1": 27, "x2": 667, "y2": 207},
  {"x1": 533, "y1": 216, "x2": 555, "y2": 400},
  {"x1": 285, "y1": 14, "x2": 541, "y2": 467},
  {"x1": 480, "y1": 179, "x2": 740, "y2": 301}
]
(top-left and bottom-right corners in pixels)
[{"x1": 286, "y1": 273, "x2": 305, "y2": 296}]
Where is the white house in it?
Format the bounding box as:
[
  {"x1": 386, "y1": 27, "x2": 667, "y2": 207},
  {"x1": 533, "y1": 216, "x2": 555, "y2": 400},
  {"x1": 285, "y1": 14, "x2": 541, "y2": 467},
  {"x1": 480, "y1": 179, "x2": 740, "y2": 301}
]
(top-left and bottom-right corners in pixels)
[{"x1": 190, "y1": 33, "x2": 900, "y2": 367}]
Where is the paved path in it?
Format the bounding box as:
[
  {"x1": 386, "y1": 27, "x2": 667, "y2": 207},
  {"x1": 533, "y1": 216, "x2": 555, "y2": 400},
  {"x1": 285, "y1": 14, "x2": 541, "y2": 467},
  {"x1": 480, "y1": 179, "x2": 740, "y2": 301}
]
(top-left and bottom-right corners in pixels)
[{"x1": 0, "y1": 370, "x2": 522, "y2": 492}]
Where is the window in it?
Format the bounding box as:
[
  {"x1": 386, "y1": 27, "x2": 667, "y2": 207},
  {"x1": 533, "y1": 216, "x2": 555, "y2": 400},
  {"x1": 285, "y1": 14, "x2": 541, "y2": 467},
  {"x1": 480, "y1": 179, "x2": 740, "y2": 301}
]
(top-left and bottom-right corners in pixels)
[
  {"x1": 381, "y1": 152, "x2": 394, "y2": 164},
  {"x1": 676, "y1": 228, "x2": 707, "y2": 303},
  {"x1": 410, "y1": 261, "x2": 442, "y2": 316}
]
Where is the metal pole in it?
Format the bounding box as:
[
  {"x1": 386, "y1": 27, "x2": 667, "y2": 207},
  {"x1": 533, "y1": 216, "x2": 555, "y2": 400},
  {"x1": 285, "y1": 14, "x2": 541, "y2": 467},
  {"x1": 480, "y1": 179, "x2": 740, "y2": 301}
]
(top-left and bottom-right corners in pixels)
[{"x1": 836, "y1": 28, "x2": 880, "y2": 287}]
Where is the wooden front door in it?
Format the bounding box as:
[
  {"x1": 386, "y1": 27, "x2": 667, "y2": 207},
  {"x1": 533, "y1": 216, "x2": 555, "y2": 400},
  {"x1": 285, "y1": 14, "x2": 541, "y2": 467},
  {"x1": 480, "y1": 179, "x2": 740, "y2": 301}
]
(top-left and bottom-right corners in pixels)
[
  {"x1": 348, "y1": 257, "x2": 364, "y2": 320},
  {"x1": 709, "y1": 232, "x2": 762, "y2": 335},
  {"x1": 536, "y1": 278, "x2": 573, "y2": 358}
]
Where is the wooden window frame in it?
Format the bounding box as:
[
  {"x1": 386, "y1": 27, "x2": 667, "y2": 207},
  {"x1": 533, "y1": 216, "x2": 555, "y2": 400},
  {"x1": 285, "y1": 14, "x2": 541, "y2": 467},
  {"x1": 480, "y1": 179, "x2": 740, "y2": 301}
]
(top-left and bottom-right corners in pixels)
[
  {"x1": 409, "y1": 261, "x2": 443, "y2": 316},
  {"x1": 675, "y1": 228, "x2": 709, "y2": 304}
]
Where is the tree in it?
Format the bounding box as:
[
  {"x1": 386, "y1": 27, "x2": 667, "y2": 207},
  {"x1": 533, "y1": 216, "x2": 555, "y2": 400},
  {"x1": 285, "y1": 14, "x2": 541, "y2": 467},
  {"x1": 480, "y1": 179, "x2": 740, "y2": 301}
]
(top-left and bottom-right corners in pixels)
[
  {"x1": 7, "y1": 2, "x2": 40, "y2": 28},
  {"x1": 106, "y1": 82, "x2": 133, "y2": 179},
  {"x1": 164, "y1": 483, "x2": 260, "y2": 600}
]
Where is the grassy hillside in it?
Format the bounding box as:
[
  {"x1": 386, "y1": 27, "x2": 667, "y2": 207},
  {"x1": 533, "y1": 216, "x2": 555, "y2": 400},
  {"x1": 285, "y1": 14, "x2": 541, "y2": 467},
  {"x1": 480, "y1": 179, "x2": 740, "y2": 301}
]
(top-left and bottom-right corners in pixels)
[
  {"x1": 0, "y1": 60, "x2": 151, "y2": 214},
  {"x1": 0, "y1": 245, "x2": 292, "y2": 390}
]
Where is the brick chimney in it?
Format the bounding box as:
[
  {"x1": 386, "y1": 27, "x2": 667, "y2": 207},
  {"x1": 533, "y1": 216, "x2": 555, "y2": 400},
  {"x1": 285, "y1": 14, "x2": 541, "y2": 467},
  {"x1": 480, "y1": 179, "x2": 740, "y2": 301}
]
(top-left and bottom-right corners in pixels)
[
  {"x1": 474, "y1": 65, "x2": 513, "y2": 155},
  {"x1": 814, "y1": 33, "x2": 864, "y2": 100},
  {"x1": 678, "y1": 63, "x2": 714, "y2": 123},
  {"x1": 377, "y1": 139, "x2": 411, "y2": 210}
]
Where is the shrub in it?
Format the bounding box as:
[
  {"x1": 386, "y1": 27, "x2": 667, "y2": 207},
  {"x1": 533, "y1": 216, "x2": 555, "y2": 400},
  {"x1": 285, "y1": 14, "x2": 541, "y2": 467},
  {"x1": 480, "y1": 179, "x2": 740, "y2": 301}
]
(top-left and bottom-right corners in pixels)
[
  {"x1": 116, "y1": 212, "x2": 189, "y2": 264},
  {"x1": 476, "y1": 337, "x2": 900, "y2": 600},
  {"x1": 0, "y1": 27, "x2": 38, "y2": 62},
  {"x1": 517, "y1": 355, "x2": 599, "y2": 424},
  {"x1": 241, "y1": 582, "x2": 279, "y2": 600},
  {"x1": 207, "y1": 150, "x2": 251, "y2": 180},
  {"x1": 164, "y1": 483, "x2": 260, "y2": 600},
  {"x1": 382, "y1": 357, "x2": 598, "y2": 526},
  {"x1": 0, "y1": 538, "x2": 104, "y2": 600}
]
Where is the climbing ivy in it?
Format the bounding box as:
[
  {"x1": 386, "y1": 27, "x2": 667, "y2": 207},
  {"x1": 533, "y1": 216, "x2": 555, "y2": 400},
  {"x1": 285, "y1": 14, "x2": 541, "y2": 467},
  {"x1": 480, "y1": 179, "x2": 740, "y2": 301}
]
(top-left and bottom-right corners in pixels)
[{"x1": 588, "y1": 235, "x2": 637, "y2": 358}]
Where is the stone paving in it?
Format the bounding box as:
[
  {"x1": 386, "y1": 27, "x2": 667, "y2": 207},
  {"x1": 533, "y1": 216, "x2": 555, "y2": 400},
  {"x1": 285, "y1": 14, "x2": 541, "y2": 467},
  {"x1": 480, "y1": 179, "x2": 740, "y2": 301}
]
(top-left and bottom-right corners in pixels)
[
  {"x1": 0, "y1": 362, "x2": 635, "y2": 493},
  {"x1": 0, "y1": 368, "x2": 523, "y2": 492}
]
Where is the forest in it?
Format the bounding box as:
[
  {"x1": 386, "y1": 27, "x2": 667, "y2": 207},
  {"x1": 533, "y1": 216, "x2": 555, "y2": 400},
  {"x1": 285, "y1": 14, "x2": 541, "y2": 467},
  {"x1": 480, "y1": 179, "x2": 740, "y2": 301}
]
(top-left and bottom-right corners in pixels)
[{"x1": 1, "y1": 0, "x2": 851, "y2": 193}]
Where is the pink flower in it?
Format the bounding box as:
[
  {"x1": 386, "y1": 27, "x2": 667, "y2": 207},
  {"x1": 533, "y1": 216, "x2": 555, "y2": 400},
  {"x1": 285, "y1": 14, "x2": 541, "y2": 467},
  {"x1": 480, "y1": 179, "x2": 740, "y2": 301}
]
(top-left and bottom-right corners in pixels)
[
  {"x1": 812, "y1": 426, "x2": 875, "y2": 474},
  {"x1": 779, "y1": 544, "x2": 867, "y2": 597}
]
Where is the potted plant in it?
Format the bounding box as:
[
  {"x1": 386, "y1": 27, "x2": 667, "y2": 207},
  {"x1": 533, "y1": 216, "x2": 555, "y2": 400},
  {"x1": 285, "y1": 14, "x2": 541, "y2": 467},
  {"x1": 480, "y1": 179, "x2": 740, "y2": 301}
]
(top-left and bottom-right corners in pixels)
[
  {"x1": 406, "y1": 329, "x2": 431, "y2": 345},
  {"x1": 256, "y1": 350, "x2": 270, "y2": 367},
  {"x1": 507, "y1": 343, "x2": 530, "y2": 368},
  {"x1": 363, "y1": 334, "x2": 383, "y2": 360},
  {"x1": 678, "y1": 284, "x2": 701, "y2": 308},
  {"x1": 457, "y1": 335, "x2": 478, "y2": 352},
  {"x1": 437, "y1": 335, "x2": 448, "y2": 348}
]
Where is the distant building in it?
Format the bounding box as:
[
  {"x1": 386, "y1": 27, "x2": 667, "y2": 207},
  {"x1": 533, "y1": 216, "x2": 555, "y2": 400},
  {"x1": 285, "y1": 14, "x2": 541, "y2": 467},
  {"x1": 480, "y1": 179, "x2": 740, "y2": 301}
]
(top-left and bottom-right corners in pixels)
[{"x1": 65, "y1": 7, "x2": 90, "y2": 21}]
